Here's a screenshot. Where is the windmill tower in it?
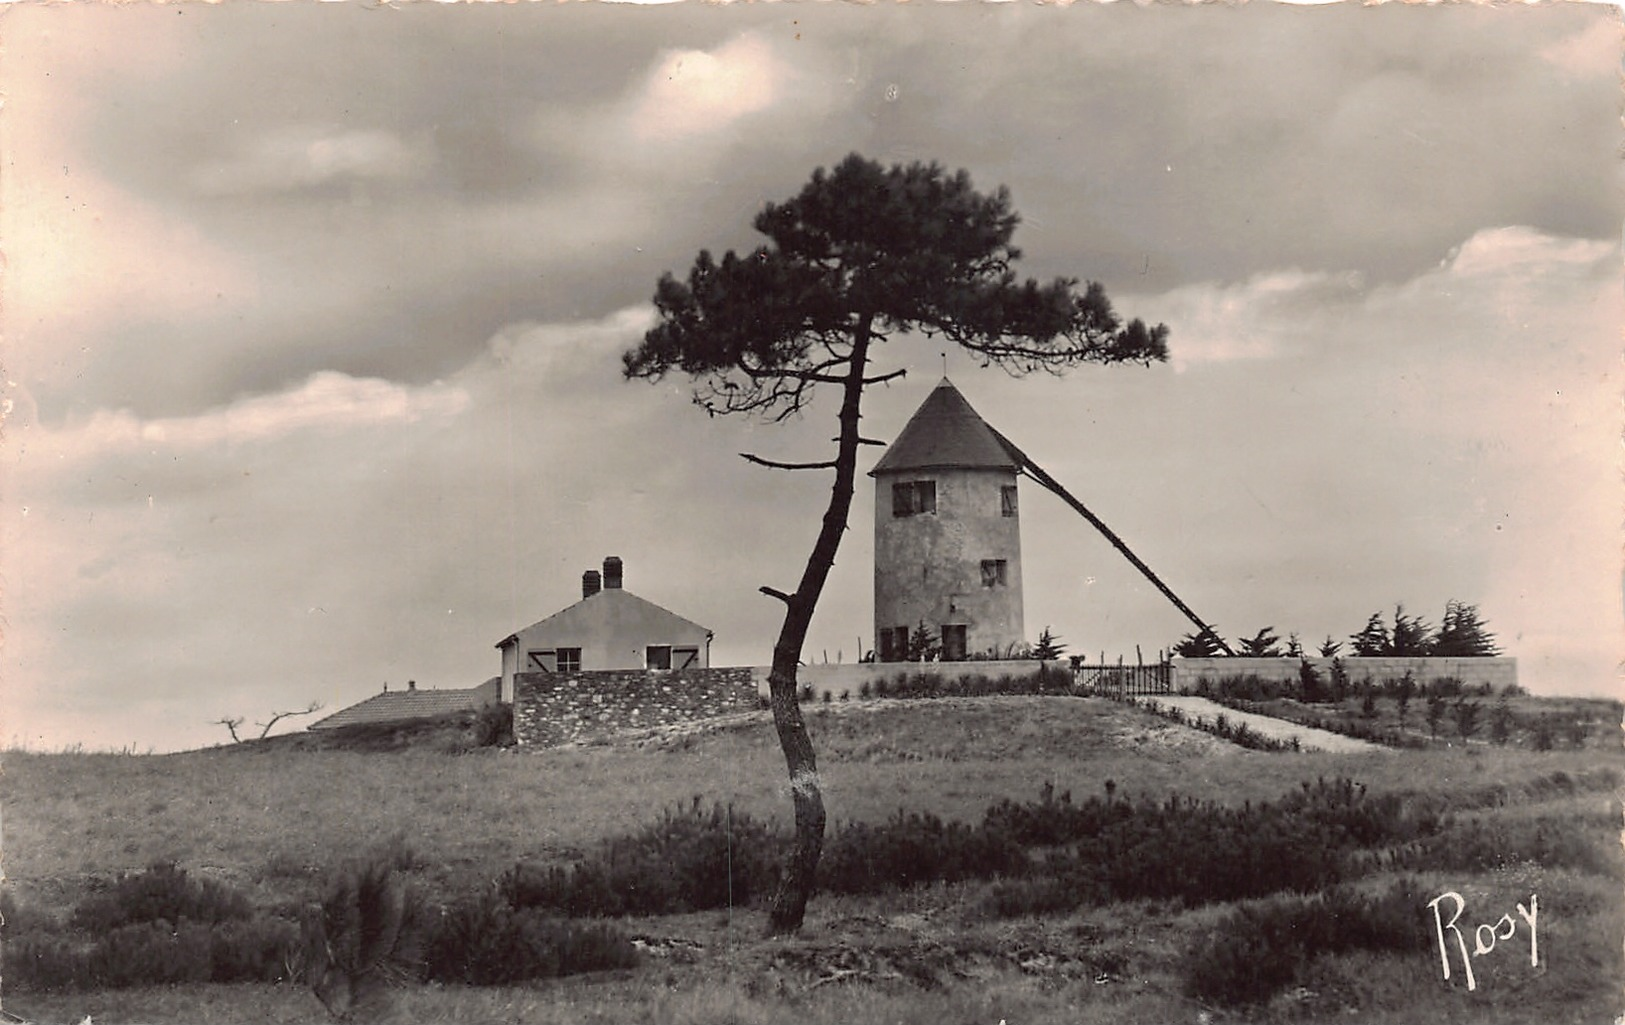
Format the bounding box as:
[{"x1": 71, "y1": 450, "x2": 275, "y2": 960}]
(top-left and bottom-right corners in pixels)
[{"x1": 870, "y1": 379, "x2": 1025, "y2": 662}]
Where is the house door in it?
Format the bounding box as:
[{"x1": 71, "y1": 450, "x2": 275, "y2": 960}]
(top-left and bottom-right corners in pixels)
[{"x1": 941, "y1": 624, "x2": 967, "y2": 661}]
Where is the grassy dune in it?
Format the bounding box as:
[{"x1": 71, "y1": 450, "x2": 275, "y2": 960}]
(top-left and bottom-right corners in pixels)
[{"x1": 5, "y1": 695, "x2": 1621, "y2": 1024}]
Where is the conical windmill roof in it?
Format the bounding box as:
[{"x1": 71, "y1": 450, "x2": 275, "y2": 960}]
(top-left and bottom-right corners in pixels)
[{"x1": 869, "y1": 378, "x2": 1023, "y2": 476}]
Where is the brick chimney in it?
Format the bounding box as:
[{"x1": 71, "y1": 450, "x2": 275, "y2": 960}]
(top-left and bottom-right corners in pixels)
[
  {"x1": 603, "y1": 556, "x2": 623, "y2": 590},
  {"x1": 582, "y1": 569, "x2": 602, "y2": 599}
]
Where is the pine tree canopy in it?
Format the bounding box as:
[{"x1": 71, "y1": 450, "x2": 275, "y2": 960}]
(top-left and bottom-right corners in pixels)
[{"x1": 623, "y1": 153, "x2": 1168, "y2": 419}]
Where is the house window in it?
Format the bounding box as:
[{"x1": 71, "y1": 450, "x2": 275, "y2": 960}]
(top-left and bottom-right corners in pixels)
[
  {"x1": 647, "y1": 645, "x2": 672, "y2": 670},
  {"x1": 673, "y1": 647, "x2": 700, "y2": 669},
  {"x1": 941, "y1": 625, "x2": 967, "y2": 661},
  {"x1": 981, "y1": 559, "x2": 1008, "y2": 587},
  {"x1": 526, "y1": 649, "x2": 556, "y2": 672},
  {"x1": 1001, "y1": 485, "x2": 1018, "y2": 517},
  {"x1": 556, "y1": 647, "x2": 582, "y2": 672},
  {"x1": 891, "y1": 480, "x2": 937, "y2": 517},
  {"x1": 878, "y1": 626, "x2": 909, "y2": 662}
]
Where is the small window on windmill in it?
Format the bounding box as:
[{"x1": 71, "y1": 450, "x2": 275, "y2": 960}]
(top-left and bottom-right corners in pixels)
[
  {"x1": 646, "y1": 645, "x2": 672, "y2": 670},
  {"x1": 673, "y1": 647, "x2": 699, "y2": 669},
  {"x1": 556, "y1": 647, "x2": 582, "y2": 672},
  {"x1": 1001, "y1": 485, "x2": 1018, "y2": 517},
  {"x1": 981, "y1": 559, "x2": 1008, "y2": 587},
  {"x1": 527, "y1": 649, "x2": 557, "y2": 672},
  {"x1": 892, "y1": 480, "x2": 937, "y2": 517}
]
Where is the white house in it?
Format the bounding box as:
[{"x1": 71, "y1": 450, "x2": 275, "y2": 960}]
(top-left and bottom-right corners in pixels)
[{"x1": 495, "y1": 556, "x2": 713, "y2": 702}]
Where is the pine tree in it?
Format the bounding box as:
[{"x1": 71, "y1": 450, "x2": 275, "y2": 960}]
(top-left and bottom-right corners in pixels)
[
  {"x1": 623, "y1": 154, "x2": 1167, "y2": 932},
  {"x1": 907, "y1": 621, "x2": 940, "y2": 662},
  {"x1": 1434, "y1": 600, "x2": 1501, "y2": 657},
  {"x1": 1490, "y1": 697, "x2": 1513, "y2": 745},
  {"x1": 1454, "y1": 699, "x2": 1482, "y2": 742},
  {"x1": 1032, "y1": 627, "x2": 1067, "y2": 661},
  {"x1": 1173, "y1": 628, "x2": 1225, "y2": 658},
  {"x1": 1350, "y1": 613, "x2": 1391, "y2": 656},
  {"x1": 1390, "y1": 604, "x2": 1434, "y2": 656},
  {"x1": 1238, "y1": 627, "x2": 1282, "y2": 658}
]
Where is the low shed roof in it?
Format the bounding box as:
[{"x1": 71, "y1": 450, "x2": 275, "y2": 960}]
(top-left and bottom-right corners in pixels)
[{"x1": 308, "y1": 678, "x2": 499, "y2": 731}]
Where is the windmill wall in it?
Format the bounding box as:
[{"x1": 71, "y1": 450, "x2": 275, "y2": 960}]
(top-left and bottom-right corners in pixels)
[{"x1": 873, "y1": 467, "x2": 1024, "y2": 659}]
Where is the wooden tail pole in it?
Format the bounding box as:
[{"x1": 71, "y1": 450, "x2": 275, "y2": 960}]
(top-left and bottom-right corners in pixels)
[{"x1": 990, "y1": 426, "x2": 1237, "y2": 657}]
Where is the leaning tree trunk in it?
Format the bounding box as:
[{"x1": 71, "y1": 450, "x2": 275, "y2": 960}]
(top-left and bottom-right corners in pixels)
[{"x1": 764, "y1": 324, "x2": 873, "y2": 935}]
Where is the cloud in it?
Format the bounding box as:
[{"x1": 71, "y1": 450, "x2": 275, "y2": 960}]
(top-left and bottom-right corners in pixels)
[
  {"x1": 1442, "y1": 225, "x2": 1616, "y2": 279},
  {"x1": 12, "y1": 2, "x2": 1617, "y2": 428},
  {"x1": 190, "y1": 126, "x2": 431, "y2": 196},
  {"x1": 1147, "y1": 270, "x2": 1367, "y2": 371},
  {"x1": 630, "y1": 33, "x2": 783, "y2": 142}
]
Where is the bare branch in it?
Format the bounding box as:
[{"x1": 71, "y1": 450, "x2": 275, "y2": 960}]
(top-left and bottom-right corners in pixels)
[
  {"x1": 862, "y1": 368, "x2": 908, "y2": 386},
  {"x1": 212, "y1": 717, "x2": 245, "y2": 744},
  {"x1": 254, "y1": 700, "x2": 325, "y2": 740},
  {"x1": 759, "y1": 585, "x2": 796, "y2": 605},
  {"x1": 740, "y1": 452, "x2": 838, "y2": 471}
]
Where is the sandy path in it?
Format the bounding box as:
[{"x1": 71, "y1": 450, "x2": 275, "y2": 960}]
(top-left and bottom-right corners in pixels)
[{"x1": 1135, "y1": 695, "x2": 1384, "y2": 753}]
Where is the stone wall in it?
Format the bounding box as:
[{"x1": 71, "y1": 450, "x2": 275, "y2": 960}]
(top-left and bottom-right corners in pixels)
[
  {"x1": 1171, "y1": 656, "x2": 1518, "y2": 692},
  {"x1": 513, "y1": 667, "x2": 758, "y2": 748}
]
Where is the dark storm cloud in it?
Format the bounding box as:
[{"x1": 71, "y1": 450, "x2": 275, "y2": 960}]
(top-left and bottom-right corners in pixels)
[{"x1": 20, "y1": 2, "x2": 1613, "y2": 425}]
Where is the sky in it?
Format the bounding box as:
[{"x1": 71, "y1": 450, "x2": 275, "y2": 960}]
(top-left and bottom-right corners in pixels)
[{"x1": 2, "y1": 1, "x2": 1620, "y2": 753}]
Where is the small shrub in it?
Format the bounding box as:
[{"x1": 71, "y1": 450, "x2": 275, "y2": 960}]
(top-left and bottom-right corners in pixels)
[
  {"x1": 1328, "y1": 659, "x2": 1350, "y2": 701},
  {"x1": 986, "y1": 870, "x2": 1107, "y2": 917},
  {"x1": 70, "y1": 863, "x2": 252, "y2": 933},
  {"x1": 1184, "y1": 880, "x2": 1432, "y2": 1007},
  {"x1": 1396, "y1": 813, "x2": 1621, "y2": 876},
  {"x1": 6, "y1": 912, "x2": 305, "y2": 992},
  {"x1": 1, "y1": 891, "x2": 59, "y2": 937},
  {"x1": 1360, "y1": 687, "x2": 1378, "y2": 719},
  {"x1": 819, "y1": 809, "x2": 1027, "y2": 895},
  {"x1": 1490, "y1": 699, "x2": 1513, "y2": 745},
  {"x1": 1427, "y1": 676, "x2": 1465, "y2": 699},
  {"x1": 423, "y1": 892, "x2": 637, "y2": 985},
  {"x1": 309, "y1": 859, "x2": 426, "y2": 1020},
  {"x1": 1533, "y1": 716, "x2": 1555, "y2": 751},
  {"x1": 6, "y1": 933, "x2": 85, "y2": 992},
  {"x1": 1454, "y1": 699, "x2": 1482, "y2": 741},
  {"x1": 209, "y1": 916, "x2": 305, "y2": 983},
  {"x1": 1298, "y1": 661, "x2": 1325, "y2": 702},
  {"x1": 473, "y1": 702, "x2": 515, "y2": 747},
  {"x1": 91, "y1": 919, "x2": 215, "y2": 988},
  {"x1": 985, "y1": 778, "x2": 1439, "y2": 916},
  {"x1": 504, "y1": 801, "x2": 781, "y2": 917}
]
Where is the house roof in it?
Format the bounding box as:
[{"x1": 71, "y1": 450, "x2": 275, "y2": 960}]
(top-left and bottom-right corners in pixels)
[
  {"x1": 308, "y1": 677, "x2": 499, "y2": 731},
  {"x1": 496, "y1": 586, "x2": 712, "y2": 648},
  {"x1": 869, "y1": 378, "x2": 1022, "y2": 476}
]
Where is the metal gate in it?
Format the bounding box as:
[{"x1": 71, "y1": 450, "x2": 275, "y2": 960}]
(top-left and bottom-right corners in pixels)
[{"x1": 1071, "y1": 659, "x2": 1172, "y2": 698}]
